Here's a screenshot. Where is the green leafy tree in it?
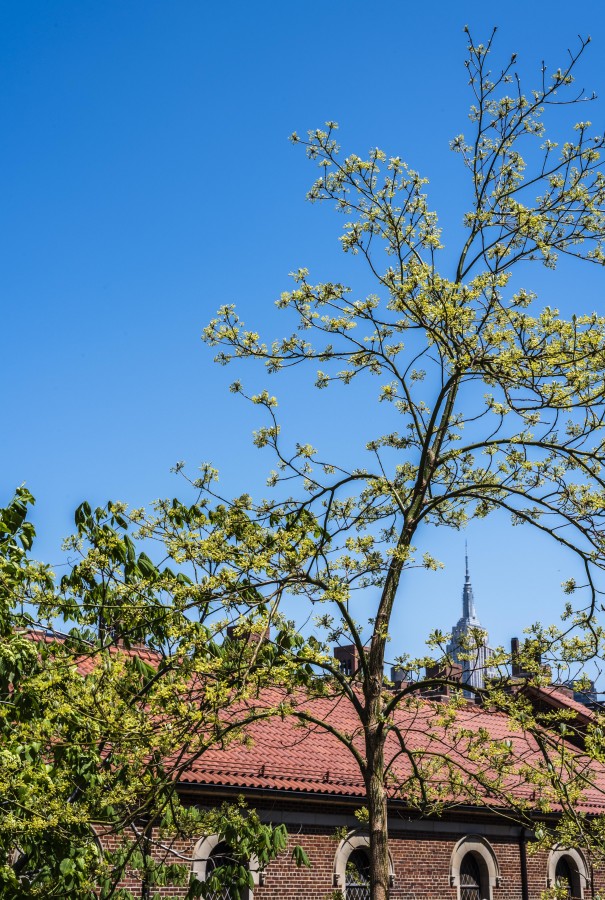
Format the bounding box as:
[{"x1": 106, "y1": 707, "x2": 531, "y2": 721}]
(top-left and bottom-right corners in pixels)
[
  {"x1": 203, "y1": 29, "x2": 605, "y2": 900},
  {"x1": 0, "y1": 487, "x2": 310, "y2": 898}
]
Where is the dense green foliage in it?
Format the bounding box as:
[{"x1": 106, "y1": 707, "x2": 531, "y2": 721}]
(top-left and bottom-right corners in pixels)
[{"x1": 0, "y1": 487, "x2": 309, "y2": 898}]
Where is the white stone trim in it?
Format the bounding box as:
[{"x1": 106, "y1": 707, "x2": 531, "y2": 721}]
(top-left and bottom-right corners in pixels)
[
  {"x1": 449, "y1": 835, "x2": 501, "y2": 900},
  {"x1": 191, "y1": 834, "x2": 260, "y2": 899},
  {"x1": 332, "y1": 830, "x2": 394, "y2": 891},
  {"x1": 546, "y1": 846, "x2": 589, "y2": 898}
]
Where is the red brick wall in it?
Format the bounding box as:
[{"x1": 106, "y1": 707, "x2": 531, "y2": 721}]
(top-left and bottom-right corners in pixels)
[
  {"x1": 254, "y1": 831, "x2": 558, "y2": 900},
  {"x1": 101, "y1": 803, "x2": 601, "y2": 899}
]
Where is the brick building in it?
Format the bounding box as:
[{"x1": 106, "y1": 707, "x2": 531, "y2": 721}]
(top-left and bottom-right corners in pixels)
[
  {"x1": 28, "y1": 569, "x2": 605, "y2": 899},
  {"x1": 137, "y1": 560, "x2": 601, "y2": 899},
  {"x1": 114, "y1": 678, "x2": 605, "y2": 900}
]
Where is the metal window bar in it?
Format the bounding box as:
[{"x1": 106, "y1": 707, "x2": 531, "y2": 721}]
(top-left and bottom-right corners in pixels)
[
  {"x1": 345, "y1": 849, "x2": 371, "y2": 900},
  {"x1": 205, "y1": 843, "x2": 241, "y2": 900},
  {"x1": 555, "y1": 858, "x2": 573, "y2": 899},
  {"x1": 460, "y1": 853, "x2": 481, "y2": 900}
]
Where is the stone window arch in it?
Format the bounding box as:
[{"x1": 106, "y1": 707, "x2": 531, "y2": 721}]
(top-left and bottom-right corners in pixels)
[
  {"x1": 449, "y1": 835, "x2": 501, "y2": 900},
  {"x1": 192, "y1": 834, "x2": 261, "y2": 900},
  {"x1": 333, "y1": 831, "x2": 394, "y2": 897},
  {"x1": 547, "y1": 847, "x2": 589, "y2": 899}
]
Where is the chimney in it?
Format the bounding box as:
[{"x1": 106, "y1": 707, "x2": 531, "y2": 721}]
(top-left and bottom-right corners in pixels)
[
  {"x1": 511, "y1": 636, "x2": 548, "y2": 679},
  {"x1": 511, "y1": 637, "x2": 521, "y2": 677},
  {"x1": 391, "y1": 666, "x2": 408, "y2": 690},
  {"x1": 422, "y1": 661, "x2": 464, "y2": 700},
  {"x1": 334, "y1": 644, "x2": 361, "y2": 676},
  {"x1": 552, "y1": 684, "x2": 574, "y2": 699},
  {"x1": 426, "y1": 661, "x2": 463, "y2": 682},
  {"x1": 226, "y1": 624, "x2": 270, "y2": 645}
]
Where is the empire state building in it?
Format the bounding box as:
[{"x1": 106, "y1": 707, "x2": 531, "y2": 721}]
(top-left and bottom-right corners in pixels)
[{"x1": 446, "y1": 551, "x2": 493, "y2": 692}]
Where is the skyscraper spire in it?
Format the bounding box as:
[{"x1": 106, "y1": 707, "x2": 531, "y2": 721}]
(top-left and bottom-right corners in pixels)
[
  {"x1": 462, "y1": 543, "x2": 476, "y2": 620},
  {"x1": 446, "y1": 543, "x2": 493, "y2": 693}
]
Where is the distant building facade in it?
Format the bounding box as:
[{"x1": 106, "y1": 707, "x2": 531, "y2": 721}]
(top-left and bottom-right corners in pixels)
[
  {"x1": 111, "y1": 681, "x2": 605, "y2": 899},
  {"x1": 446, "y1": 550, "x2": 494, "y2": 693}
]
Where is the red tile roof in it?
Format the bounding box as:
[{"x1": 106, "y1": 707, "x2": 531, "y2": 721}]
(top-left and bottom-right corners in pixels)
[
  {"x1": 23, "y1": 632, "x2": 605, "y2": 815},
  {"x1": 179, "y1": 689, "x2": 605, "y2": 814},
  {"x1": 25, "y1": 629, "x2": 163, "y2": 674},
  {"x1": 526, "y1": 684, "x2": 596, "y2": 722}
]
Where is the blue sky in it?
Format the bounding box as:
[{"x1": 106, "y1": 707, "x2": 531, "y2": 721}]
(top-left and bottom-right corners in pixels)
[{"x1": 3, "y1": 1, "x2": 605, "y2": 664}]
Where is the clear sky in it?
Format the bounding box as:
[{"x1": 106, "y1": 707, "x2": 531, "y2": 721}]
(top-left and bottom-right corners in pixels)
[{"x1": 3, "y1": 0, "x2": 605, "y2": 665}]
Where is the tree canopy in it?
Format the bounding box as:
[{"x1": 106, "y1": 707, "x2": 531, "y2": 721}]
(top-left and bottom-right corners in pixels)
[
  {"x1": 0, "y1": 487, "x2": 310, "y2": 898},
  {"x1": 203, "y1": 29, "x2": 605, "y2": 900},
  {"x1": 4, "y1": 28, "x2": 605, "y2": 900}
]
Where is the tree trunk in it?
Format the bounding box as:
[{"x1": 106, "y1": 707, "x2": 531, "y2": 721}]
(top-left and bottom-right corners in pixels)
[
  {"x1": 364, "y1": 538, "x2": 408, "y2": 900},
  {"x1": 363, "y1": 540, "x2": 407, "y2": 900},
  {"x1": 366, "y1": 730, "x2": 390, "y2": 900}
]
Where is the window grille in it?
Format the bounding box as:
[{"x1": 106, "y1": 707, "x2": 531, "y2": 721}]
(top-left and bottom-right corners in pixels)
[
  {"x1": 345, "y1": 848, "x2": 371, "y2": 900},
  {"x1": 205, "y1": 842, "x2": 241, "y2": 900},
  {"x1": 460, "y1": 853, "x2": 482, "y2": 900},
  {"x1": 555, "y1": 857, "x2": 573, "y2": 899}
]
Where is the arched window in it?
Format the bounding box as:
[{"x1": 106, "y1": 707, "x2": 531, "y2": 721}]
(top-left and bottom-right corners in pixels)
[
  {"x1": 333, "y1": 832, "x2": 394, "y2": 897},
  {"x1": 459, "y1": 853, "x2": 483, "y2": 900},
  {"x1": 192, "y1": 835, "x2": 260, "y2": 900},
  {"x1": 205, "y1": 842, "x2": 241, "y2": 900},
  {"x1": 547, "y1": 848, "x2": 588, "y2": 899},
  {"x1": 554, "y1": 857, "x2": 573, "y2": 898},
  {"x1": 450, "y1": 836, "x2": 500, "y2": 900},
  {"x1": 345, "y1": 847, "x2": 370, "y2": 900}
]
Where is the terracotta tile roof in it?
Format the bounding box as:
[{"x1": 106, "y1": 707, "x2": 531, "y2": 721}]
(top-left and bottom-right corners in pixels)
[
  {"x1": 22, "y1": 633, "x2": 605, "y2": 815},
  {"x1": 74, "y1": 643, "x2": 162, "y2": 675},
  {"x1": 179, "y1": 689, "x2": 605, "y2": 814},
  {"x1": 526, "y1": 684, "x2": 596, "y2": 722},
  {"x1": 25, "y1": 629, "x2": 163, "y2": 674}
]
